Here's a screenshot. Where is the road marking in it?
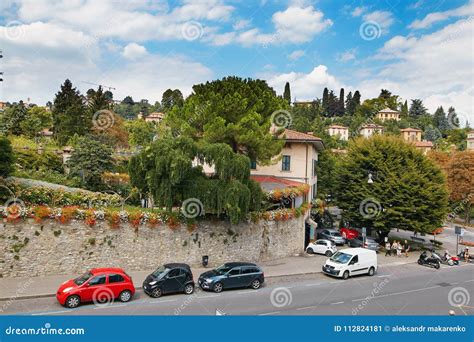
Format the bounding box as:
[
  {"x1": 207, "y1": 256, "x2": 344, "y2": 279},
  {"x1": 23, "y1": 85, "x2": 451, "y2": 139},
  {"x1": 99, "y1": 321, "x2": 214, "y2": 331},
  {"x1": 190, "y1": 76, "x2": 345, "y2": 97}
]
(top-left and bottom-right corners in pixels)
[
  {"x1": 93, "y1": 303, "x2": 127, "y2": 310},
  {"x1": 149, "y1": 299, "x2": 177, "y2": 304},
  {"x1": 296, "y1": 306, "x2": 317, "y2": 311},
  {"x1": 464, "y1": 279, "x2": 474, "y2": 283},
  {"x1": 352, "y1": 285, "x2": 441, "y2": 302},
  {"x1": 236, "y1": 291, "x2": 258, "y2": 295},
  {"x1": 305, "y1": 283, "x2": 322, "y2": 287},
  {"x1": 375, "y1": 275, "x2": 391, "y2": 278},
  {"x1": 330, "y1": 301, "x2": 344, "y2": 305},
  {"x1": 258, "y1": 311, "x2": 281, "y2": 316},
  {"x1": 197, "y1": 294, "x2": 221, "y2": 299},
  {"x1": 32, "y1": 310, "x2": 70, "y2": 315}
]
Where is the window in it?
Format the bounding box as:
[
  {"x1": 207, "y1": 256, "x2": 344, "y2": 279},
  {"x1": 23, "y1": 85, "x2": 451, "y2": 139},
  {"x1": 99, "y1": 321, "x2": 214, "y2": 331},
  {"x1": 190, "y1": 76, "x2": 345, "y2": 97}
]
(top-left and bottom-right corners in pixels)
[
  {"x1": 312, "y1": 184, "x2": 317, "y2": 199},
  {"x1": 108, "y1": 274, "x2": 124, "y2": 283},
  {"x1": 88, "y1": 275, "x2": 106, "y2": 286},
  {"x1": 241, "y1": 267, "x2": 257, "y2": 274},
  {"x1": 228, "y1": 268, "x2": 240, "y2": 276},
  {"x1": 282, "y1": 155, "x2": 291, "y2": 171},
  {"x1": 350, "y1": 255, "x2": 359, "y2": 264},
  {"x1": 250, "y1": 160, "x2": 257, "y2": 170},
  {"x1": 167, "y1": 269, "x2": 181, "y2": 278},
  {"x1": 313, "y1": 160, "x2": 317, "y2": 176}
]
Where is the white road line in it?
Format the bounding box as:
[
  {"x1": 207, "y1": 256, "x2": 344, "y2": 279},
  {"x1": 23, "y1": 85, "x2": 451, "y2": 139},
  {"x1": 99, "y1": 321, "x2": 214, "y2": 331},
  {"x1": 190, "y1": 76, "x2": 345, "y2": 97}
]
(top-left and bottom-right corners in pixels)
[
  {"x1": 305, "y1": 283, "x2": 322, "y2": 287},
  {"x1": 296, "y1": 306, "x2": 317, "y2": 311},
  {"x1": 464, "y1": 279, "x2": 474, "y2": 283},
  {"x1": 93, "y1": 303, "x2": 127, "y2": 310},
  {"x1": 149, "y1": 299, "x2": 177, "y2": 304},
  {"x1": 258, "y1": 311, "x2": 281, "y2": 316},
  {"x1": 375, "y1": 275, "x2": 391, "y2": 278},
  {"x1": 197, "y1": 294, "x2": 221, "y2": 299},
  {"x1": 32, "y1": 310, "x2": 70, "y2": 315},
  {"x1": 330, "y1": 301, "x2": 344, "y2": 305},
  {"x1": 351, "y1": 285, "x2": 441, "y2": 302}
]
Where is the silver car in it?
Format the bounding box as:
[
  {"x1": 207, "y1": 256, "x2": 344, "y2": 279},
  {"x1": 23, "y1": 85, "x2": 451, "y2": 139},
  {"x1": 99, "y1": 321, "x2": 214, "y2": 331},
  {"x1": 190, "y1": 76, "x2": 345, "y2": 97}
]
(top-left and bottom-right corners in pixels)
[
  {"x1": 318, "y1": 229, "x2": 346, "y2": 246},
  {"x1": 348, "y1": 236, "x2": 380, "y2": 251}
]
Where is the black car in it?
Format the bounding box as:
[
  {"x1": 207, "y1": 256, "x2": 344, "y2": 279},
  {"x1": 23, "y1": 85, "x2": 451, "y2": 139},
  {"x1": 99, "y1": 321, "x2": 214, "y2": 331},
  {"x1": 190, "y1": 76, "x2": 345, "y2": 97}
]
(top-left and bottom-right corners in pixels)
[
  {"x1": 198, "y1": 262, "x2": 264, "y2": 293},
  {"x1": 143, "y1": 263, "x2": 194, "y2": 298}
]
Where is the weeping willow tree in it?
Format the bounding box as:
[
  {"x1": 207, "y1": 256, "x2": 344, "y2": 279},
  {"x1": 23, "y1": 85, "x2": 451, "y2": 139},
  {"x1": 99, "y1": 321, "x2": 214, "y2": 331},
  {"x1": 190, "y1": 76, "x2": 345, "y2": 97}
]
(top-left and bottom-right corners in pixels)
[{"x1": 129, "y1": 136, "x2": 262, "y2": 223}]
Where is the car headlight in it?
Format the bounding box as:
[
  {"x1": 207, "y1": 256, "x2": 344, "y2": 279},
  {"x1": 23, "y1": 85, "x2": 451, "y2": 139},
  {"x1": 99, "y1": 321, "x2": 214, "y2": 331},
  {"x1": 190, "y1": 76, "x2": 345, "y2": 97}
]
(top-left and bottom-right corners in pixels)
[
  {"x1": 149, "y1": 281, "x2": 157, "y2": 286},
  {"x1": 205, "y1": 279, "x2": 213, "y2": 283},
  {"x1": 62, "y1": 287, "x2": 73, "y2": 293}
]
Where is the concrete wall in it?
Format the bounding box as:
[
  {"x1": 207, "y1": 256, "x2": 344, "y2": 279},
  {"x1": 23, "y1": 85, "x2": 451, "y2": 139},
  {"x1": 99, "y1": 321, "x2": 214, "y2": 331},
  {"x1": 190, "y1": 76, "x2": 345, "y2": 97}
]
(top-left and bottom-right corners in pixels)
[{"x1": 0, "y1": 216, "x2": 306, "y2": 278}]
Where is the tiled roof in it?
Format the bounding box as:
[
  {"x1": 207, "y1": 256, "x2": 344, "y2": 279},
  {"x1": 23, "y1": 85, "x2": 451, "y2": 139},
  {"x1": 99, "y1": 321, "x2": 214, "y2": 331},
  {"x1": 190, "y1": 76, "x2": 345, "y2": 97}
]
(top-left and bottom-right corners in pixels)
[
  {"x1": 400, "y1": 127, "x2": 422, "y2": 132},
  {"x1": 283, "y1": 129, "x2": 322, "y2": 141},
  {"x1": 250, "y1": 175, "x2": 305, "y2": 191},
  {"x1": 378, "y1": 107, "x2": 399, "y2": 113},
  {"x1": 360, "y1": 123, "x2": 384, "y2": 129},
  {"x1": 328, "y1": 125, "x2": 348, "y2": 129},
  {"x1": 414, "y1": 141, "x2": 433, "y2": 147}
]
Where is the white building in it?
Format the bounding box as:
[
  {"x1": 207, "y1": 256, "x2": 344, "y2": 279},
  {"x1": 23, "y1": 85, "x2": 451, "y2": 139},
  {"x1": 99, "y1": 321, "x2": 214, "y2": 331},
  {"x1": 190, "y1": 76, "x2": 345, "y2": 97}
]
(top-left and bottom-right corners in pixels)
[
  {"x1": 467, "y1": 131, "x2": 474, "y2": 150},
  {"x1": 328, "y1": 125, "x2": 349, "y2": 141},
  {"x1": 360, "y1": 124, "x2": 384, "y2": 138}
]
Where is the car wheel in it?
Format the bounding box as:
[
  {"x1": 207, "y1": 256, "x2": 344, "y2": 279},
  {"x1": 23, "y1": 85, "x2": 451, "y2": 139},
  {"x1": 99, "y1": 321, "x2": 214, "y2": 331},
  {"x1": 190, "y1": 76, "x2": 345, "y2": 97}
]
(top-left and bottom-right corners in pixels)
[
  {"x1": 325, "y1": 250, "x2": 333, "y2": 257},
  {"x1": 251, "y1": 279, "x2": 261, "y2": 290},
  {"x1": 151, "y1": 287, "x2": 162, "y2": 298},
  {"x1": 184, "y1": 284, "x2": 194, "y2": 295},
  {"x1": 435, "y1": 263, "x2": 440, "y2": 269},
  {"x1": 306, "y1": 247, "x2": 314, "y2": 254},
  {"x1": 342, "y1": 271, "x2": 349, "y2": 280},
  {"x1": 65, "y1": 295, "x2": 80, "y2": 308},
  {"x1": 418, "y1": 259, "x2": 423, "y2": 265},
  {"x1": 119, "y1": 290, "x2": 132, "y2": 302},
  {"x1": 213, "y1": 282, "x2": 223, "y2": 293},
  {"x1": 368, "y1": 267, "x2": 375, "y2": 276}
]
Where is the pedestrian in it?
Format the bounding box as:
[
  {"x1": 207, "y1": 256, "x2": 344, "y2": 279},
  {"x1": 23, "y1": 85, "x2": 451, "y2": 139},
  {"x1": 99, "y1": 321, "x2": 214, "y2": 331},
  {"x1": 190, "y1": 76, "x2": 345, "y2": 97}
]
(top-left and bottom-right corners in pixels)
[
  {"x1": 391, "y1": 240, "x2": 398, "y2": 256},
  {"x1": 385, "y1": 241, "x2": 391, "y2": 256},
  {"x1": 463, "y1": 248, "x2": 470, "y2": 262},
  {"x1": 404, "y1": 240, "x2": 410, "y2": 258},
  {"x1": 396, "y1": 242, "x2": 402, "y2": 257}
]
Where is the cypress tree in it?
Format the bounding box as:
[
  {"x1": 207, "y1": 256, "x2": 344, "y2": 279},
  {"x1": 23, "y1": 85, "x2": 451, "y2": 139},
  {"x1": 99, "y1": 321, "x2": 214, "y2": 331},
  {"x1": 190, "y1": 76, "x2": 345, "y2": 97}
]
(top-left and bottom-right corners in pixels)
[{"x1": 283, "y1": 82, "x2": 291, "y2": 105}]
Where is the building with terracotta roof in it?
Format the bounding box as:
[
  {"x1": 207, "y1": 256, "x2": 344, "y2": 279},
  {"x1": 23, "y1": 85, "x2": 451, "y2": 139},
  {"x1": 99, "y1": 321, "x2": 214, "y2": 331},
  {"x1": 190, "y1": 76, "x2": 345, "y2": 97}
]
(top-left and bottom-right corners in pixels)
[
  {"x1": 328, "y1": 125, "x2": 349, "y2": 141},
  {"x1": 250, "y1": 129, "x2": 324, "y2": 203},
  {"x1": 376, "y1": 107, "x2": 400, "y2": 122},
  {"x1": 400, "y1": 127, "x2": 422, "y2": 142},
  {"x1": 360, "y1": 124, "x2": 384, "y2": 138},
  {"x1": 413, "y1": 140, "x2": 433, "y2": 155},
  {"x1": 144, "y1": 112, "x2": 165, "y2": 123},
  {"x1": 467, "y1": 130, "x2": 474, "y2": 150}
]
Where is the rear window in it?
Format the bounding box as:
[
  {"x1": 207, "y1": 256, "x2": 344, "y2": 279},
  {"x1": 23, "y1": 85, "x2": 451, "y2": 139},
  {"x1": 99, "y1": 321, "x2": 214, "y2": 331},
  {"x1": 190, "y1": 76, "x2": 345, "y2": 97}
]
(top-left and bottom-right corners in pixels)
[{"x1": 109, "y1": 274, "x2": 125, "y2": 283}]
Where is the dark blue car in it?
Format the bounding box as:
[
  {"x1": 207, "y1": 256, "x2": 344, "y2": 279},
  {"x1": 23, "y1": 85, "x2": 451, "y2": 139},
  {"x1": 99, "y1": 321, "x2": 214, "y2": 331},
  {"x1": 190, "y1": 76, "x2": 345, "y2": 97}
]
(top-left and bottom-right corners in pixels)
[{"x1": 198, "y1": 262, "x2": 264, "y2": 293}]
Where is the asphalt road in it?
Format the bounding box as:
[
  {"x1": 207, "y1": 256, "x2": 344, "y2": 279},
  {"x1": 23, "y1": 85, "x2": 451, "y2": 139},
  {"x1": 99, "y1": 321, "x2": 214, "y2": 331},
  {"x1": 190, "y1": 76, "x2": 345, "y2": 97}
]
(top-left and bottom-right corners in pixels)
[{"x1": 1, "y1": 263, "x2": 473, "y2": 316}]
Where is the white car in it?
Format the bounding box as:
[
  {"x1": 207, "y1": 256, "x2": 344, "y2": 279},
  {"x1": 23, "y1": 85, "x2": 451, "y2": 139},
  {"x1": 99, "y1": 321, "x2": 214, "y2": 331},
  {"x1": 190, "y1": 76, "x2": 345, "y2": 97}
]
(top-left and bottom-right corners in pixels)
[
  {"x1": 322, "y1": 247, "x2": 377, "y2": 279},
  {"x1": 306, "y1": 239, "x2": 337, "y2": 257}
]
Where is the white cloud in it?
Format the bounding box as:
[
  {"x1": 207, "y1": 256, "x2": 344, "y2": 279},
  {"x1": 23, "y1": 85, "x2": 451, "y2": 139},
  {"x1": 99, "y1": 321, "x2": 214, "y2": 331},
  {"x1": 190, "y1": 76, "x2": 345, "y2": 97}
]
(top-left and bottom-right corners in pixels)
[
  {"x1": 336, "y1": 49, "x2": 356, "y2": 62},
  {"x1": 362, "y1": 10, "x2": 394, "y2": 34},
  {"x1": 352, "y1": 6, "x2": 367, "y2": 17},
  {"x1": 233, "y1": 19, "x2": 251, "y2": 30},
  {"x1": 263, "y1": 65, "x2": 345, "y2": 101},
  {"x1": 409, "y1": 0, "x2": 474, "y2": 29},
  {"x1": 287, "y1": 50, "x2": 305, "y2": 61},
  {"x1": 122, "y1": 43, "x2": 147, "y2": 60}
]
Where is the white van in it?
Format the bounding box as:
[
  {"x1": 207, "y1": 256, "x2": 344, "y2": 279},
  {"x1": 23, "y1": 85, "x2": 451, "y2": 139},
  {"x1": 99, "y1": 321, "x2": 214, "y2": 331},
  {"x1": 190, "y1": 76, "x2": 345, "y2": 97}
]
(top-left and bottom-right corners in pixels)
[{"x1": 322, "y1": 247, "x2": 377, "y2": 279}]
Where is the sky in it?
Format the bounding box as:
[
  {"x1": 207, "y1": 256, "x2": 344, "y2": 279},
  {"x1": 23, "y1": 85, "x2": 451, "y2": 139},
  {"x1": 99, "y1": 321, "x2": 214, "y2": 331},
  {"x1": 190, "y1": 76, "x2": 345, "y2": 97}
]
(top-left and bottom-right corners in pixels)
[{"x1": 0, "y1": 0, "x2": 473, "y2": 124}]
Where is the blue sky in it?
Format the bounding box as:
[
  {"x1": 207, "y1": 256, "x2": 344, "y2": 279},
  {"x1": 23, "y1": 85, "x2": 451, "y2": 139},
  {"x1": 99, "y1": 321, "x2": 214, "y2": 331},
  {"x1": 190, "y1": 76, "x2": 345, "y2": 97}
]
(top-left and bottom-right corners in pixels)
[{"x1": 0, "y1": 0, "x2": 473, "y2": 122}]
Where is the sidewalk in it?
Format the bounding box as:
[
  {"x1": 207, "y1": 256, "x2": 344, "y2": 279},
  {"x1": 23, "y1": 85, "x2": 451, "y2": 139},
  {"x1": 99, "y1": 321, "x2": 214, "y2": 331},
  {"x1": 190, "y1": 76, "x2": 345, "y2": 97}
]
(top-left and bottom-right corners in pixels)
[{"x1": 0, "y1": 252, "x2": 419, "y2": 301}]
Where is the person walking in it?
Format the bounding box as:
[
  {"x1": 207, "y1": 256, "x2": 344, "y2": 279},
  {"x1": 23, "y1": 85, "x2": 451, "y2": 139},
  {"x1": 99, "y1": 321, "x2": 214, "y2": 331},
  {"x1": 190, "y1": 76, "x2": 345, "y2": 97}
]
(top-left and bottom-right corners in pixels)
[
  {"x1": 391, "y1": 240, "x2": 398, "y2": 256},
  {"x1": 385, "y1": 241, "x2": 391, "y2": 256},
  {"x1": 396, "y1": 241, "x2": 402, "y2": 257},
  {"x1": 404, "y1": 240, "x2": 410, "y2": 258}
]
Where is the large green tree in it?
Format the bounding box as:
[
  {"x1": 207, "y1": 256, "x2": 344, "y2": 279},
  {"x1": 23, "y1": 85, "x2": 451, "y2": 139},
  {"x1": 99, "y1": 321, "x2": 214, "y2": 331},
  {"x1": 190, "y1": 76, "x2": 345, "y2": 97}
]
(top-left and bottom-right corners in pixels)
[
  {"x1": 409, "y1": 99, "x2": 428, "y2": 117},
  {"x1": 1, "y1": 101, "x2": 27, "y2": 135},
  {"x1": 0, "y1": 136, "x2": 14, "y2": 178},
  {"x1": 52, "y1": 79, "x2": 88, "y2": 145},
  {"x1": 335, "y1": 135, "x2": 448, "y2": 241},
  {"x1": 20, "y1": 106, "x2": 52, "y2": 138},
  {"x1": 67, "y1": 136, "x2": 114, "y2": 190},
  {"x1": 162, "y1": 89, "x2": 184, "y2": 112},
  {"x1": 129, "y1": 136, "x2": 262, "y2": 223},
  {"x1": 166, "y1": 76, "x2": 288, "y2": 165}
]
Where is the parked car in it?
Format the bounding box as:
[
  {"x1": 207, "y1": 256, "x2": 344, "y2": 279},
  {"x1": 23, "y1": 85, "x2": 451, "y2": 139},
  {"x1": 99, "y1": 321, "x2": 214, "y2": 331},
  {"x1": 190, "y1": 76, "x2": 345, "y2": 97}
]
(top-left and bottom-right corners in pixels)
[
  {"x1": 143, "y1": 263, "x2": 194, "y2": 298},
  {"x1": 340, "y1": 227, "x2": 359, "y2": 240},
  {"x1": 322, "y1": 248, "x2": 377, "y2": 279},
  {"x1": 306, "y1": 239, "x2": 337, "y2": 256},
  {"x1": 348, "y1": 236, "x2": 380, "y2": 251},
  {"x1": 198, "y1": 262, "x2": 264, "y2": 293},
  {"x1": 318, "y1": 229, "x2": 346, "y2": 245},
  {"x1": 56, "y1": 268, "x2": 135, "y2": 308}
]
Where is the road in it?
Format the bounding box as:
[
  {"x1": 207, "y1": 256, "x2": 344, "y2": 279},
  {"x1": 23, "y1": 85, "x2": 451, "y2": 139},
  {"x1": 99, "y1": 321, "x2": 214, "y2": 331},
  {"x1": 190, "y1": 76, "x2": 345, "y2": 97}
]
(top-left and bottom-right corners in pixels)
[{"x1": 1, "y1": 263, "x2": 473, "y2": 316}]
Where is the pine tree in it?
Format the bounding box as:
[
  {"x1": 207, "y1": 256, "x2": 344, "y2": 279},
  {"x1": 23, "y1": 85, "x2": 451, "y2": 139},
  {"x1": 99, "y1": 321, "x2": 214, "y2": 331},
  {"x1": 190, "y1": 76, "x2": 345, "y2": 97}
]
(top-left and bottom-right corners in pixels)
[
  {"x1": 338, "y1": 88, "x2": 345, "y2": 116},
  {"x1": 447, "y1": 106, "x2": 459, "y2": 128},
  {"x1": 283, "y1": 82, "x2": 291, "y2": 105},
  {"x1": 409, "y1": 99, "x2": 428, "y2": 117},
  {"x1": 52, "y1": 79, "x2": 88, "y2": 146},
  {"x1": 322, "y1": 87, "x2": 329, "y2": 114},
  {"x1": 433, "y1": 106, "x2": 448, "y2": 132},
  {"x1": 401, "y1": 100, "x2": 409, "y2": 117},
  {"x1": 0, "y1": 136, "x2": 14, "y2": 178},
  {"x1": 346, "y1": 90, "x2": 361, "y2": 116},
  {"x1": 424, "y1": 125, "x2": 442, "y2": 142}
]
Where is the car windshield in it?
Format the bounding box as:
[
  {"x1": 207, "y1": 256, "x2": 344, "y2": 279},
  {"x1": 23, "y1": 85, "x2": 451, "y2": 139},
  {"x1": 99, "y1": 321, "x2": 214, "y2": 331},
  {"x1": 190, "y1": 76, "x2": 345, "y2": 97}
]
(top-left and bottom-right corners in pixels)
[
  {"x1": 215, "y1": 264, "x2": 232, "y2": 275},
  {"x1": 331, "y1": 232, "x2": 342, "y2": 237},
  {"x1": 330, "y1": 252, "x2": 352, "y2": 264},
  {"x1": 152, "y1": 266, "x2": 169, "y2": 279},
  {"x1": 74, "y1": 272, "x2": 93, "y2": 285}
]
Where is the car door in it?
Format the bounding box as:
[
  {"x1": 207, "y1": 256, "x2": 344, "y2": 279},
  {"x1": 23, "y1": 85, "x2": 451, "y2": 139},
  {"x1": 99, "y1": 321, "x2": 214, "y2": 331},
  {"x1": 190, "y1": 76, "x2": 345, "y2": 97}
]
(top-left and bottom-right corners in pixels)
[
  {"x1": 321, "y1": 230, "x2": 328, "y2": 239},
  {"x1": 223, "y1": 267, "x2": 242, "y2": 288},
  {"x1": 314, "y1": 240, "x2": 326, "y2": 254},
  {"x1": 107, "y1": 273, "x2": 125, "y2": 298},
  {"x1": 348, "y1": 255, "x2": 365, "y2": 275},
  {"x1": 81, "y1": 274, "x2": 107, "y2": 301},
  {"x1": 163, "y1": 268, "x2": 183, "y2": 294}
]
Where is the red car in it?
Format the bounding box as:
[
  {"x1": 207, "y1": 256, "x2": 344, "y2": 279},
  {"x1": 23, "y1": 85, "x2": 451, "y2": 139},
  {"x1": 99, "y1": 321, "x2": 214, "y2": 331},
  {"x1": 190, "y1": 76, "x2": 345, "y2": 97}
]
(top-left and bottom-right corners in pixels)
[
  {"x1": 56, "y1": 268, "x2": 135, "y2": 308},
  {"x1": 340, "y1": 227, "x2": 359, "y2": 240}
]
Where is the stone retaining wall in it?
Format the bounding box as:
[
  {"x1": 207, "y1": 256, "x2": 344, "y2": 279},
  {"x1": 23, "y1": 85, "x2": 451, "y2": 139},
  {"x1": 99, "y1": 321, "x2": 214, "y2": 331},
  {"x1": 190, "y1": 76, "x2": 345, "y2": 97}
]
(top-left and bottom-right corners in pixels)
[{"x1": 0, "y1": 216, "x2": 305, "y2": 278}]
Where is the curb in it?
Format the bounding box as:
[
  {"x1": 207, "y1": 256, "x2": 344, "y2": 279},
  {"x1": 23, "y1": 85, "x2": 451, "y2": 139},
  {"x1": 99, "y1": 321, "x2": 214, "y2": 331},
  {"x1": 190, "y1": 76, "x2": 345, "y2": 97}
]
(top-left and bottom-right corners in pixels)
[{"x1": 0, "y1": 261, "x2": 416, "y2": 302}]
